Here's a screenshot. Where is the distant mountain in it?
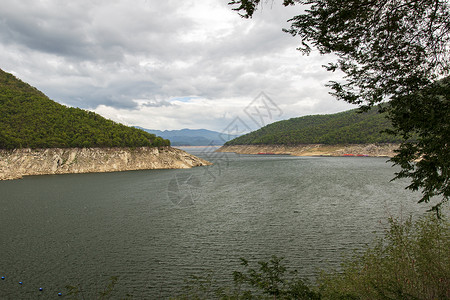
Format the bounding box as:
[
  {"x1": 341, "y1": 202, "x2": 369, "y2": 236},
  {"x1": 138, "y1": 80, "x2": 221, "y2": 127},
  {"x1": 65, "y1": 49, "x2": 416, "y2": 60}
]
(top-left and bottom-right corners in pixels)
[
  {"x1": 136, "y1": 128, "x2": 239, "y2": 146},
  {"x1": 0, "y1": 69, "x2": 170, "y2": 149},
  {"x1": 225, "y1": 107, "x2": 402, "y2": 146}
]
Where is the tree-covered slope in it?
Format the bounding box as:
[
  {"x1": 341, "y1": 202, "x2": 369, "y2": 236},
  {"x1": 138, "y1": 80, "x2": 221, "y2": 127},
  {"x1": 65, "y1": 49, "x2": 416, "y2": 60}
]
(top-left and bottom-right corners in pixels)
[
  {"x1": 225, "y1": 108, "x2": 401, "y2": 145},
  {"x1": 0, "y1": 69, "x2": 170, "y2": 149}
]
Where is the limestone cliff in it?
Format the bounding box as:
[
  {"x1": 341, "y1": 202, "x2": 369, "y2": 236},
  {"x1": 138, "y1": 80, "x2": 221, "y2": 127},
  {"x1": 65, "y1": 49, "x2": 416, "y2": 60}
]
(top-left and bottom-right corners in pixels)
[
  {"x1": 217, "y1": 144, "x2": 399, "y2": 157},
  {"x1": 0, "y1": 147, "x2": 211, "y2": 180}
]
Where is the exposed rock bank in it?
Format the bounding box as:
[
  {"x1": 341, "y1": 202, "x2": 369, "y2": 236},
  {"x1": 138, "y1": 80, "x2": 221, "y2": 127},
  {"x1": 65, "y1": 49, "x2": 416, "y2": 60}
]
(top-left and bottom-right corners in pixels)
[
  {"x1": 0, "y1": 147, "x2": 211, "y2": 180},
  {"x1": 217, "y1": 144, "x2": 399, "y2": 157}
]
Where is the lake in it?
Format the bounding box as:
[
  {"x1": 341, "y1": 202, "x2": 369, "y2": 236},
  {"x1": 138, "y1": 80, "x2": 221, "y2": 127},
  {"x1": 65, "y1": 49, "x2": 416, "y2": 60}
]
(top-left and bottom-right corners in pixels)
[{"x1": 0, "y1": 147, "x2": 427, "y2": 298}]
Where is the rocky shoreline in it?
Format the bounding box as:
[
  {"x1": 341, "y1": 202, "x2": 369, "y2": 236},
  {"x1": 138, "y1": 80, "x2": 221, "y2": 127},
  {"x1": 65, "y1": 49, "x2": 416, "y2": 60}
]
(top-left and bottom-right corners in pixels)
[
  {"x1": 217, "y1": 144, "x2": 399, "y2": 157},
  {"x1": 0, "y1": 147, "x2": 211, "y2": 180}
]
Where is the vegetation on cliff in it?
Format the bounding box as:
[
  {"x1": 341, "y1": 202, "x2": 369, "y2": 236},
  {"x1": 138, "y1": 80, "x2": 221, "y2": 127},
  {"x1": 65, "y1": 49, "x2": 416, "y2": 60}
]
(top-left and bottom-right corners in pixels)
[
  {"x1": 0, "y1": 69, "x2": 170, "y2": 149},
  {"x1": 225, "y1": 108, "x2": 401, "y2": 146}
]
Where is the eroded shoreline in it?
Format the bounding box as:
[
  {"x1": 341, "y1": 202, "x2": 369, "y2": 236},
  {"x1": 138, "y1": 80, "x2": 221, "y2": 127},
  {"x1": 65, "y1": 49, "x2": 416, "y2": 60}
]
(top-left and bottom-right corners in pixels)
[
  {"x1": 217, "y1": 144, "x2": 399, "y2": 157},
  {"x1": 0, "y1": 146, "x2": 211, "y2": 180}
]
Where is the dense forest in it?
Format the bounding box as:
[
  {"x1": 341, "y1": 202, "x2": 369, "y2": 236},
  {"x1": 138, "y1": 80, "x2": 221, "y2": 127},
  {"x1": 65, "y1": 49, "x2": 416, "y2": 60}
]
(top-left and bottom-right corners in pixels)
[
  {"x1": 0, "y1": 69, "x2": 170, "y2": 149},
  {"x1": 226, "y1": 108, "x2": 402, "y2": 146}
]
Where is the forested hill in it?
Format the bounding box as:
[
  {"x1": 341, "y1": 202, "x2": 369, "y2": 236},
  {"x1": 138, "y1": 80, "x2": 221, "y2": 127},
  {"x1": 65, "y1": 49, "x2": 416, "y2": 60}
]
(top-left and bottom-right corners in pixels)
[
  {"x1": 0, "y1": 69, "x2": 170, "y2": 149},
  {"x1": 225, "y1": 108, "x2": 402, "y2": 146}
]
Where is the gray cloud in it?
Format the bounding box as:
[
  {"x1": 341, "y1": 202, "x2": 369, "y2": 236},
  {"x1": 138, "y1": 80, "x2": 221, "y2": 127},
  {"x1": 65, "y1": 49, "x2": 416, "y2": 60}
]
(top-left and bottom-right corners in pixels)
[{"x1": 0, "y1": 0, "x2": 355, "y2": 131}]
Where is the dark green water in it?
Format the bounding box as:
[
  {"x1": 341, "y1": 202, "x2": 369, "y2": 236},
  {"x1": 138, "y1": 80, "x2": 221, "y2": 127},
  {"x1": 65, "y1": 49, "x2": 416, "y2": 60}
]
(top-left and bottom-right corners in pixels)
[{"x1": 0, "y1": 148, "x2": 427, "y2": 298}]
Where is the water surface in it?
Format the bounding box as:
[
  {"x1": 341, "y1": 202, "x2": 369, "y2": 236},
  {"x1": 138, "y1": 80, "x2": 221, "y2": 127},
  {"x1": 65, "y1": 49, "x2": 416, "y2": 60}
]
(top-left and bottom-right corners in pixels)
[{"x1": 0, "y1": 149, "x2": 427, "y2": 298}]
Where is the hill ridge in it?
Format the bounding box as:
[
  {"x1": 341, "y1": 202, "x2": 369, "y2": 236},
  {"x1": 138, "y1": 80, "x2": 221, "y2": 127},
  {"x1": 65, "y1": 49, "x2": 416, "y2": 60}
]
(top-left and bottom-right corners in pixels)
[
  {"x1": 225, "y1": 107, "x2": 401, "y2": 146},
  {"x1": 0, "y1": 69, "x2": 170, "y2": 149},
  {"x1": 136, "y1": 127, "x2": 239, "y2": 146}
]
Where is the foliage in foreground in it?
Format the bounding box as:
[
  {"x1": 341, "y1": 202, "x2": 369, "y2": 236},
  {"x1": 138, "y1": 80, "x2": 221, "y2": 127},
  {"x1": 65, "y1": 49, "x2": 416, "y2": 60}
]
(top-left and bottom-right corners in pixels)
[
  {"x1": 173, "y1": 214, "x2": 449, "y2": 300},
  {"x1": 318, "y1": 215, "x2": 449, "y2": 300},
  {"x1": 389, "y1": 77, "x2": 450, "y2": 211},
  {"x1": 173, "y1": 256, "x2": 320, "y2": 300},
  {"x1": 0, "y1": 69, "x2": 170, "y2": 149}
]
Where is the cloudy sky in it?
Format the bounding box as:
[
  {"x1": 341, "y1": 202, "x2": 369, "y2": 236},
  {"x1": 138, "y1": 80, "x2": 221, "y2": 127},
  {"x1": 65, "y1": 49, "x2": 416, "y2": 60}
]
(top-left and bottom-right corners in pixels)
[{"x1": 0, "y1": 0, "x2": 355, "y2": 132}]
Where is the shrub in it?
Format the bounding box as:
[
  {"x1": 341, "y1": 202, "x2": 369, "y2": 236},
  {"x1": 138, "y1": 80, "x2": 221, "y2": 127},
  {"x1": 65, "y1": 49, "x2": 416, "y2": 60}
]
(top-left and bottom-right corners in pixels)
[
  {"x1": 318, "y1": 214, "x2": 450, "y2": 299},
  {"x1": 173, "y1": 214, "x2": 449, "y2": 299}
]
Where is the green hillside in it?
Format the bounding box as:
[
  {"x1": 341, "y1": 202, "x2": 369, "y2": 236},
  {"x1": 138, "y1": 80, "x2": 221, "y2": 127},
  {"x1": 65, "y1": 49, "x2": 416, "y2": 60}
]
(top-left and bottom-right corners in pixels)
[
  {"x1": 0, "y1": 69, "x2": 170, "y2": 149},
  {"x1": 226, "y1": 108, "x2": 401, "y2": 145}
]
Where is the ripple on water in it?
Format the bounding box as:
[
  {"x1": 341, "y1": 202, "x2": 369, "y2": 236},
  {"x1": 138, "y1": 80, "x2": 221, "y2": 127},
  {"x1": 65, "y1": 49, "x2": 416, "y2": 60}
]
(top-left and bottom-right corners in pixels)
[{"x1": 0, "y1": 154, "x2": 428, "y2": 298}]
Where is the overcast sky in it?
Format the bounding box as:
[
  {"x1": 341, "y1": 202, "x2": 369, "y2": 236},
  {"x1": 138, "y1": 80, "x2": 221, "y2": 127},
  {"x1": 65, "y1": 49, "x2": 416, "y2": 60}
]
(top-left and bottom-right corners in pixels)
[{"x1": 0, "y1": 0, "x2": 355, "y2": 132}]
